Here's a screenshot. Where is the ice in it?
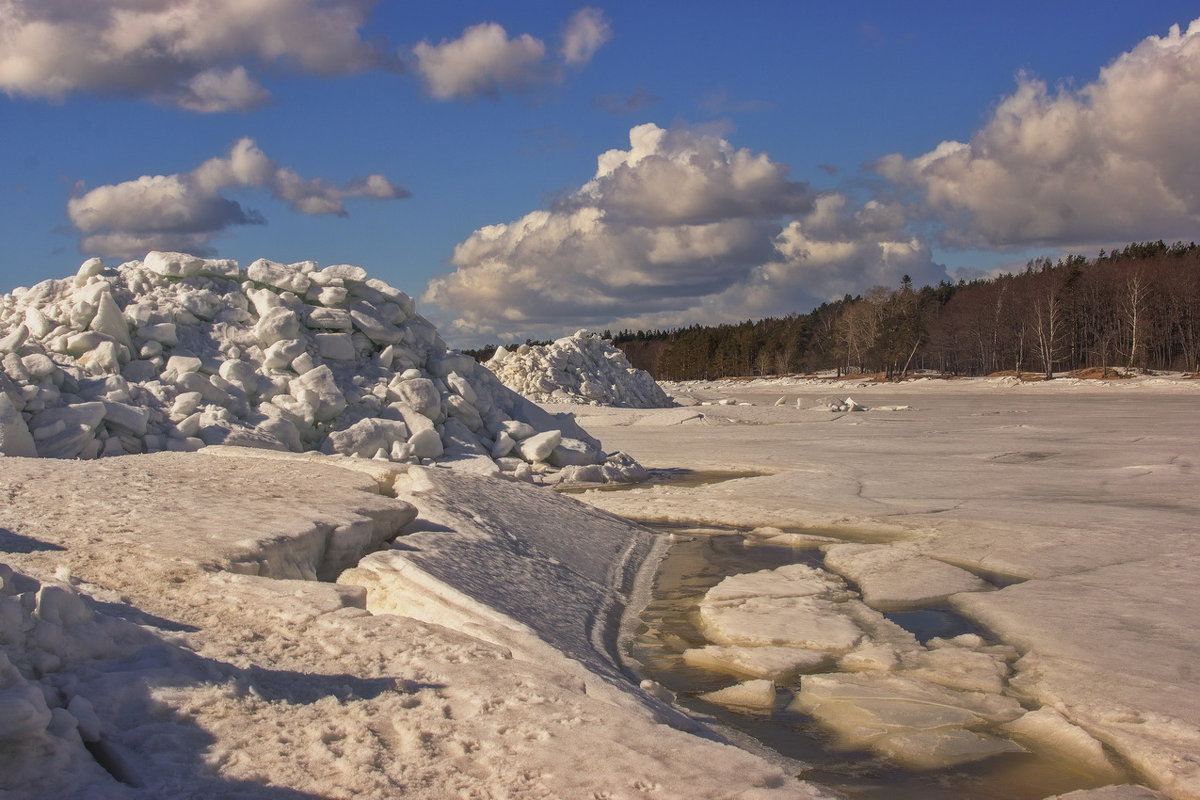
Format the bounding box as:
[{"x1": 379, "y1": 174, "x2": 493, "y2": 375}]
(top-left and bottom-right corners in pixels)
[
  {"x1": 683, "y1": 645, "x2": 836, "y2": 681},
  {"x1": 0, "y1": 452, "x2": 825, "y2": 798},
  {"x1": 698, "y1": 679, "x2": 778, "y2": 710},
  {"x1": 576, "y1": 375, "x2": 1200, "y2": 796},
  {"x1": 790, "y1": 672, "x2": 1025, "y2": 768},
  {"x1": 485, "y1": 330, "x2": 673, "y2": 407},
  {"x1": 1001, "y1": 707, "x2": 1125, "y2": 781},
  {"x1": 822, "y1": 542, "x2": 992, "y2": 610},
  {"x1": 0, "y1": 253, "x2": 645, "y2": 485},
  {"x1": 701, "y1": 594, "x2": 866, "y2": 651}
]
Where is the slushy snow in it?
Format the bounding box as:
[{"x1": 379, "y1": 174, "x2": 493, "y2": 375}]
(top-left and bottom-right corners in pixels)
[
  {"x1": 0, "y1": 253, "x2": 646, "y2": 485},
  {"x1": 485, "y1": 330, "x2": 673, "y2": 408}
]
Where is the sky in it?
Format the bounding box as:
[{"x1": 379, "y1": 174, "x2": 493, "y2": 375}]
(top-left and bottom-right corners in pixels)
[{"x1": 3, "y1": 1, "x2": 1199, "y2": 347}]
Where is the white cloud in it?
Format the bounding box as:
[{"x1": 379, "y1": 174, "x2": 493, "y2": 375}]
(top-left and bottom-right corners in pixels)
[
  {"x1": 413, "y1": 9, "x2": 611, "y2": 101},
  {"x1": 877, "y1": 18, "x2": 1200, "y2": 248},
  {"x1": 561, "y1": 7, "x2": 611, "y2": 66},
  {"x1": 68, "y1": 138, "x2": 407, "y2": 258},
  {"x1": 0, "y1": 0, "x2": 383, "y2": 111},
  {"x1": 413, "y1": 22, "x2": 553, "y2": 100},
  {"x1": 430, "y1": 123, "x2": 894, "y2": 341},
  {"x1": 572, "y1": 123, "x2": 812, "y2": 225}
]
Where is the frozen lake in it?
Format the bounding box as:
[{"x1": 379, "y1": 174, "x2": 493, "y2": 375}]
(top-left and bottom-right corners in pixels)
[{"x1": 567, "y1": 375, "x2": 1200, "y2": 799}]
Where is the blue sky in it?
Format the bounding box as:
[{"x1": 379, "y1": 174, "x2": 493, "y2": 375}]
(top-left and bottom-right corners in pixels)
[{"x1": 3, "y1": 1, "x2": 1199, "y2": 346}]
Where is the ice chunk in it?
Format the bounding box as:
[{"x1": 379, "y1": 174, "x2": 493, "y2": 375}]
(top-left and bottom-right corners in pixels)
[
  {"x1": 699, "y1": 679, "x2": 778, "y2": 710},
  {"x1": 823, "y1": 543, "x2": 992, "y2": 610},
  {"x1": 0, "y1": 393, "x2": 37, "y2": 457},
  {"x1": 516, "y1": 430, "x2": 561, "y2": 463},
  {"x1": 1000, "y1": 708, "x2": 1125, "y2": 781},
  {"x1": 316, "y1": 332, "x2": 355, "y2": 360},
  {"x1": 790, "y1": 672, "x2": 1025, "y2": 768},
  {"x1": 682, "y1": 645, "x2": 835, "y2": 681},
  {"x1": 700, "y1": 595, "x2": 865, "y2": 651}
]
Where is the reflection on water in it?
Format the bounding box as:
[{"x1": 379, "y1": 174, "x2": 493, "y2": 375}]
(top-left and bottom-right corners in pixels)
[{"x1": 625, "y1": 531, "x2": 1126, "y2": 800}]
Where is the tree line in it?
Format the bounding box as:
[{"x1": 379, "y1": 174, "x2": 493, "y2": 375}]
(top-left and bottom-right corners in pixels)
[{"x1": 608, "y1": 241, "x2": 1200, "y2": 380}]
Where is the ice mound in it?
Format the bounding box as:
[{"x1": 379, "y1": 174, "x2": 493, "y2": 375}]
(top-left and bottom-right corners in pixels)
[
  {"x1": 0, "y1": 253, "x2": 646, "y2": 485},
  {"x1": 485, "y1": 330, "x2": 673, "y2": 408}
]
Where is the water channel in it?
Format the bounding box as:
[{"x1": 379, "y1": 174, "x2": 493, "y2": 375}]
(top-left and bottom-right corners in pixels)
[{"x1": 621, "y1": 525, "x2": 1130, "y2": 800}]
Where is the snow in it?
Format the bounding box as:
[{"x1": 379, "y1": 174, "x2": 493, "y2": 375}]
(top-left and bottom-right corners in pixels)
[
  {"x1": 570, "y1": 375, "x2": 1200, "y2": 797},
  {"x1": 485, "y1": 330, "x2": 673, "y2": 407},
  {"x1": 0, "y1": 253, "x2": 645, "y2": 486},
  {"x1": 0, "y1": 450, "x2": 825, "y2": 799}
]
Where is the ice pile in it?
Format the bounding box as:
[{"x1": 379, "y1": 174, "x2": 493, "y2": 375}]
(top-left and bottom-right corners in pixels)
[
  {"x1": 0, "y1": 253, "x2": 646, "y2": 484},
  {"x1": 686, "y1": 561, "x2": 1128, "y2": 777},
  {"x1": 485, "y1": 331, "x2": 673, "y2": 408}
]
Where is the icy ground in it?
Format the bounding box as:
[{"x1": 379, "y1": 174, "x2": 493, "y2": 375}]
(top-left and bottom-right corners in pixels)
[
  {"x1": 567, "y1": 374, "x2": 1200, "y2": 800},
  {"x1": 485, "y1": 331, "x2": 673, "y2": 408},
  {"x1": 0, "y1": 450, "x2": 825, "y2": 799}
]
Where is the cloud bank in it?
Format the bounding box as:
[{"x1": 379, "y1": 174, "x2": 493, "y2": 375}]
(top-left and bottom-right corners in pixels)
[
  {"x1": 413, "y1": 7, "x2": 610, "y2": 100},
  {"x1": 68, "y1": 138, "x2": 407, "y2": 258},
  {"x1": 424, "y1": 123, "x2": 942, "y2": 341},
  {"x1": 878, "y1": 18, "x2": 1200, "y2": 248},
  {"x1": 0, "y1": 0, "x2": 386, "y2": 111}
]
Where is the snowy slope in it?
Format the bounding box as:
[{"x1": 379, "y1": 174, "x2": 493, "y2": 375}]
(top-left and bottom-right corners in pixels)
[{"x1": 485, "y1": 330, "x2": 673, "y2": 408}]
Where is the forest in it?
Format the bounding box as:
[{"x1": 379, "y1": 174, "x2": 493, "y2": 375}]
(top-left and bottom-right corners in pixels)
[{"x1": 469, "y1": 241, "x2": 1200, "y2": 381}]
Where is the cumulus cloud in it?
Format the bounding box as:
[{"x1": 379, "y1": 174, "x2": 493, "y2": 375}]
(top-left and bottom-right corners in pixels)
[
  {"x1": 428, "y1": 123, "x2": 861, "y2": 340},
  {"x1": 413, "y1": 8, "x2": 611, "y2": 100},
  {"x1": 0, "y1": 0, "x2": 385, "y2": 111},
  {"x1": 68, "y1": 138, "x2": 407, "y2": 258},
  {"x1": 561, "y1": 7, "x2": 611, "y2": 65},
  {"x1": 877, "y1": 18, "x2": 1200, "y2": 248}
]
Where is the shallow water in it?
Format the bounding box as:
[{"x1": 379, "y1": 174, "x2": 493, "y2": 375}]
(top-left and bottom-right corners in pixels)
[
  {"x1": 625, "y1": 531, "x2": 1127, "y2": 800},
  {"x1": 556, "y1": 468, "x2": 771, "y2": 493}
]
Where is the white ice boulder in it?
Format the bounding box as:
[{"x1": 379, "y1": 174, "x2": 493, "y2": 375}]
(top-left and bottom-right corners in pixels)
[
  {"x1": 0, "y1": 392, "x2": 37, "y2": 457},
  {"x1": 516, "y1": 430, "x2": 561, "y2": 463}
]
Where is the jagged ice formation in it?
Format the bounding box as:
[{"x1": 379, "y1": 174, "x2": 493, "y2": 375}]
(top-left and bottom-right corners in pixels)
[
  {"x1": 485, "y1": 330, "x2": 673, "y2": 408},
  {"x1": 0, "y1": 252, "x2": 646, "y2": 485}
]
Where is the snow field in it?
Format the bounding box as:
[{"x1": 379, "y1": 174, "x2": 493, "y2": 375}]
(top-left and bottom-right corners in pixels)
[
  {"x1": 486, "y1": 330, "x2": 674, "y2": 408},
  {"x1": 0, "y1": 253, "x2": 647, "y2": 486},
  {"x1": 571, "y1": 379, "x2": 1199, "y2": 798},
  {"x1": 0, "y1": 450, "x2": 828, "y2": 798}
]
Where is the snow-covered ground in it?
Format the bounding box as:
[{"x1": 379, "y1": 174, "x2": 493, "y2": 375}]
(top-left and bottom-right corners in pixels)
[
  {"x1": 0, "y1": 449, "x2": 827, "y2": 799},
  {"x1": 3, "y1": 264, "x2": 1197, "y2": 800},
  {"x1": 566, "y1": 374, "x2": 1200, "y2": 800}
]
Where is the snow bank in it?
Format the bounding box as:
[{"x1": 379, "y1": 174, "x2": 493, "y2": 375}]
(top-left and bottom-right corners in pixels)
[
  {"x1": 485, "y1": 330, "x2": 673, "y2": 408},
  {"x1": 0, "y1": 253, "x2": 645, "y2": 485}
]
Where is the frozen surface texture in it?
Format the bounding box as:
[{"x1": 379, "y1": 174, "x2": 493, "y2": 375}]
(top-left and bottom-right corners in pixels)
[
  {"x1": 0, "y1": 451, "x2": 825, "y2": 799},
  {"x1": 572, "y1": 376, "x2": 1200, "y2": 797},
  {"x1": 0, "y1": 254, "x2": 646, "y2": 485},
  {"x1": 485, "y1": 330, "x2": 673, "y2": 407}
]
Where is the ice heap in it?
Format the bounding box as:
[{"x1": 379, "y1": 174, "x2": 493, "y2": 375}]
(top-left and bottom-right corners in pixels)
[
  {"x1": 0, "y1": 252, "x2": 645, "y2": 484},
  {"x1": 485, "y1": 331, "x2": 673, "y2": 408}
]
